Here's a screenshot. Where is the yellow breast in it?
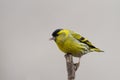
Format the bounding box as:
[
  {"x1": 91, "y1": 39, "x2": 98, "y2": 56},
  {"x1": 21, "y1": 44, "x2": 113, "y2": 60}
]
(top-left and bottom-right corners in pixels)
[{"x1": 56, "y1": 36, "x2": 84, "y2": 57}]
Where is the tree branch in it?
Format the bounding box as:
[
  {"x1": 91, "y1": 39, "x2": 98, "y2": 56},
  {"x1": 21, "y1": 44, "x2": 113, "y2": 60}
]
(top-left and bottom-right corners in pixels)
[{"x1": 65, "y1": 53, "x2": 80, "y2": 80}]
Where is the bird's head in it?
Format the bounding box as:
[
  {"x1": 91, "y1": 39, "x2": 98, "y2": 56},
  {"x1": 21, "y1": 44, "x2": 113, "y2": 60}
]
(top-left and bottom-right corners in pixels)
[
  {"x1": 50, "y1": 29, "x2": 63, "y2": 41},
  {"x1": 50, "y1": 28, "x2": 70, "y2": 41}
]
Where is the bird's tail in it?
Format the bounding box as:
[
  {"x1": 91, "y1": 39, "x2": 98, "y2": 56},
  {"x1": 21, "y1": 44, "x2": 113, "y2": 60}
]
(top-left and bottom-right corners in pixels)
[{"x1": 90, "y1": 48, "x2": 104, "y2": 52}]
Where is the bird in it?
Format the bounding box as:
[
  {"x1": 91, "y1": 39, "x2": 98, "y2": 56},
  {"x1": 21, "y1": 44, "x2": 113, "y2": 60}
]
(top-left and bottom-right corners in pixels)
[{"x1": 50, "y1": 29, "x2": 104, "y2": 65}]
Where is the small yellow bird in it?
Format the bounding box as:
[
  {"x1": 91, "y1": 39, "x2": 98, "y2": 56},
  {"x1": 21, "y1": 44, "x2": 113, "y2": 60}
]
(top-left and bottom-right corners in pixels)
[{"x1": 50, "y1": 29, "x2": 104, "y2": 58}]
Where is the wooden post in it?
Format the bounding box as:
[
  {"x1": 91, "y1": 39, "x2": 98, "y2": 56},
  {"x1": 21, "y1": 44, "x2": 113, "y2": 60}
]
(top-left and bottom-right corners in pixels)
[{"x1": 65, "y1": 53, "x2": 80, "y2": 80}]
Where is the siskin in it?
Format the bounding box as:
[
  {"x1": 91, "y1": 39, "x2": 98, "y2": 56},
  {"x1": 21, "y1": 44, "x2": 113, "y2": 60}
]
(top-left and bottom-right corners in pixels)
[{"x1": 50, "y1": 29, "x2": 104, "y2": 59}]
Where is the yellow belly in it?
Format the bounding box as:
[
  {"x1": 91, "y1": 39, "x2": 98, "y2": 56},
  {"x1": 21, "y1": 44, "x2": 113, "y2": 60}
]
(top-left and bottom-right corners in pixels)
[{"x1": 56, "y1": 38, "x2": 88, "y2": 57}]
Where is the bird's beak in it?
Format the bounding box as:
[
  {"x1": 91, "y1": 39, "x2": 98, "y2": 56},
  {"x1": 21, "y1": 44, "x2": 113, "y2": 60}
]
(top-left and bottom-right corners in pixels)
[{"x1": 49, "y1": 37, "x2": 55, "y2": 40}]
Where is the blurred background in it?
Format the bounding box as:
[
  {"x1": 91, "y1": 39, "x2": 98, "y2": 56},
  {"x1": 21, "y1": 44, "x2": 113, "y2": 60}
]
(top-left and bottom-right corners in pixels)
[{"x1": 0, "y1": 0, "x2": 120, "y2": 80}]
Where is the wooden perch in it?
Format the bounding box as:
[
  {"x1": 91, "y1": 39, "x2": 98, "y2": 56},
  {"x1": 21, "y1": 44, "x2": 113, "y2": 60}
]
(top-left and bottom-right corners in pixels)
[{"x1": 65, "y1": 53, "x2": 80, "y2": 80}]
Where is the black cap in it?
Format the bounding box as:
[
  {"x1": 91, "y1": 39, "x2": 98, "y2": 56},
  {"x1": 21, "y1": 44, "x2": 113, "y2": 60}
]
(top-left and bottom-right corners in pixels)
[{"x1": 52, "y1": 29, "x2": 63, "y2": 37}]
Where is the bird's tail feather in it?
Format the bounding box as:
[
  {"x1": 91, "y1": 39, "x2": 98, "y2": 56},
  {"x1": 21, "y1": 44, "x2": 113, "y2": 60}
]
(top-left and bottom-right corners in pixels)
[{"x1": 90, "y1": 48, "x2": 104, "y2": 52}]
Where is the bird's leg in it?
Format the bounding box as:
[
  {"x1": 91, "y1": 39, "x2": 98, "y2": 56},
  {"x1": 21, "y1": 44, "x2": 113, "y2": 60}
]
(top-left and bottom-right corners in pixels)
[{"x1": 74, "y1": 57, "x2": 81, "y2": 71}]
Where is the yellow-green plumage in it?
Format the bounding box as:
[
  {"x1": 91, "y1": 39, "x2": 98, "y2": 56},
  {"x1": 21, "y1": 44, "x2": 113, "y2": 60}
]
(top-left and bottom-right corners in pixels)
[{"x1": 51, "y1": 29, "x2": 103, "y2": 57}]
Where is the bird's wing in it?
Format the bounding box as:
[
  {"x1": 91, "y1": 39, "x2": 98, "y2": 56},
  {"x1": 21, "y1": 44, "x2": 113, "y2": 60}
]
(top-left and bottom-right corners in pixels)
[
  {"x1": 68, "y1": 30, "x2": 104, "y2": 52},
  {"x1": 69, "y1": 30, "x2": 96, "y2": 49}
]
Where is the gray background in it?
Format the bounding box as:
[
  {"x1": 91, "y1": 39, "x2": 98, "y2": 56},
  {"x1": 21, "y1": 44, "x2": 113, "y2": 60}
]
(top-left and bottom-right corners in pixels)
[{"x1": 1, "y1": 0, "x2": 120, "y2": 80}]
